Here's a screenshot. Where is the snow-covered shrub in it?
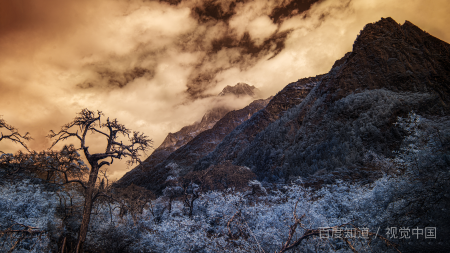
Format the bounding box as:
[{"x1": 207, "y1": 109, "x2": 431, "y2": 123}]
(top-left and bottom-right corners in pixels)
[{"x1": 0, "y1": 180, "x2": 62, "y2": 252}]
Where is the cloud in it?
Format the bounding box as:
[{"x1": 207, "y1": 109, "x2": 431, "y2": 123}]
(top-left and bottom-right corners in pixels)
[
  {"x1": 0, "y1": 0, "x2": 449, "y2": 179},
  {"x1": 247, "y1": 16, "x2": 278, "y2": 45}
]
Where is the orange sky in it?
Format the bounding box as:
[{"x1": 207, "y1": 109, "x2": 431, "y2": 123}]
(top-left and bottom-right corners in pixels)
[{"x1": 1, "y1": 0, "x2": 449, "y2": 180}]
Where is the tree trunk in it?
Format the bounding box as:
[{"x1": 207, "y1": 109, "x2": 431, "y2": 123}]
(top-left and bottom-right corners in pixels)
[
  {"x1": 60, "y1": 236, "x2": 66, "y2": 253},
  {"x1": 75, "y1": 164, "x2": 99, "y2": 253}
]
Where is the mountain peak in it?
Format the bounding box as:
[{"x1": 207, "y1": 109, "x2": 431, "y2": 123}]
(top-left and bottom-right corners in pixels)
[
  {"x1": 352, "y1": 17, "x2": 402, "y2": 50},
  {"x1": 218, "y1": 82, "x2": 258, "y2": 97},
  {"x1": 352, "y1": 17, "x2": 443, "y2": 54}
]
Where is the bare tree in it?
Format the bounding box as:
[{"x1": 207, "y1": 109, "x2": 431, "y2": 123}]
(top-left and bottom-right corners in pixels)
[
  {"x1": 0, "y1": 117, "x2": 32, "y2": 153},
  {"x1": 0, "y1": 221, "x2": 46, "y2": 253},
  {"x1": 48, "y1": 109, "x2": 152, "y2": 253}
]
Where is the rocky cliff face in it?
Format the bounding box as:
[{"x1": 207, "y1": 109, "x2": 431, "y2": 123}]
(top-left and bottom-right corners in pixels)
[
  {"x1": 158, "y1": 107, "x2": 230, "y2": 154},
  {"x1": 323, "y1": 18, "x2": 450, "y2": 106},
  {"x1": 159, "y1": 83, "x2": 260, "y2": 155}
]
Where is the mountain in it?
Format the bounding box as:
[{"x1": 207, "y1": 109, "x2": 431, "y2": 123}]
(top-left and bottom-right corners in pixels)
[
  {"x1": 135, "y1": 97, "x2": 271, "y2": 194},
  {"x1": 218, "y1": 82, "x2": 258, "y2": 97},
  {"x1": 158, "y1": 107, "x2": 230, "y2": 154},
  {"x1": 119, "y1": 17, "x2": 450, "y2": 189},
  {"x1": 116, "y1": 97, "x2": 271, "y2": 192},
  {"x1": 158, "y1": 83, "x2": 259, "y2": 155},
  {"x1": 194, "y1": 17, "x2": 450, "y2": 183},
  {"x1": 117, "y1": 107, "x2": 231, "y2": 185},
  {"x1": 189, "y1": 18, "x2": 450, "y2": 251},
  {"x1": 115, "y1": 83, "x2": 264, "y2": 189},
  {"x1": 113, "y1": 17, "x2": 450, "y2": 252}
]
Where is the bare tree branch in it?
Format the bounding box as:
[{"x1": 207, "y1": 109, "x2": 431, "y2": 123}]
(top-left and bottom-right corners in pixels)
[
  {"x1": 0, "y1": 117, "x2": 32, "y2": 153},
  {"x1": 227, "y1": 210, "x2": 241, "y2": 239},
  {"x1": 0, "y1": 221, "x2": 45, "y2": 253}
]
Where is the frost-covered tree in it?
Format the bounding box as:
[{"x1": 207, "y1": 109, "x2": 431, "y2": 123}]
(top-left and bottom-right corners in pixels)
[
  {"x1": 0, "y1": 180, "x2": 64, "y2": 252},
  {"x1": 48, "y1": 109, "x2": 152, "y2": 252},
  {"x1": 0, "y1": 144, "x2": 90, "y2": 252}
]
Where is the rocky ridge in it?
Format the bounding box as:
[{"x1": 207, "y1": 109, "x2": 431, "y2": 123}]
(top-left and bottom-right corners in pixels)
[{"x1": 135, "y1": 97, "x2": 271, "y2": 194}]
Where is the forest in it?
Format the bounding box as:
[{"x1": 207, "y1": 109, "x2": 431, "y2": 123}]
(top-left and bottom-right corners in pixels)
[{"x1": 1, "y1": 103, "x2": 449, "y2": 252}]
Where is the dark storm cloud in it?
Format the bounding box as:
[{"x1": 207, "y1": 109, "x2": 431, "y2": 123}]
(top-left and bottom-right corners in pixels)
[
  {"x1": 78, "y1": 67, "x2": 155, "y2": 89},
  {"x1": 158, "y1": 0, "x2": 320, "y2": 99},
  {"x1": 159, "y1": 0, "x2": 183, "y2": 5},
  {"x1": 184, "y1": 28, "x2": 294, "y2": 98},
  {"x1": 69, "y1": 0, "x2": 319, "y2": 99},
  {"x1": 191, "y1": 0, "x2": 237, "y2": 23},
  {"x1": 270, "y1": 0, "x2": 322, "y2": 23}
]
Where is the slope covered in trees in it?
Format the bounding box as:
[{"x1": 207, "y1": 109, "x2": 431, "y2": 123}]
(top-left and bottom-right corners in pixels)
[
  {"x1": 117, "y1": 83, "x2": 261, "y2": 191},
  {"x1": 116, "y1": 97, "x2": 271, "y2": 194}
]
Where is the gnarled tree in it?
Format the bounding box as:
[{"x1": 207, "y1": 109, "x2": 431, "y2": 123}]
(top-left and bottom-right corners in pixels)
[
  {"x1": 48, "y1": 109, "x2": 152, "y2": 253},
  {"x1": 0, "y1": 117, "x2": 32, "y2": 153}
]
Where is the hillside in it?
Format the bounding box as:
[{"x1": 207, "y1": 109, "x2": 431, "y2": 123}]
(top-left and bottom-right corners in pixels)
[
  {"x1": 196, "y1": 17, "x2": 450, "y2": 183},
  {"x1": 116, "y1": 83, "x2": 267, "y2": 190}
]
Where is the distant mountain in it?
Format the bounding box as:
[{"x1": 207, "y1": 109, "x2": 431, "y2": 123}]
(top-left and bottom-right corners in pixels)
[
  {"x1": 159, "y1": 82, "x2": 260, "y2": 155},
  {"x1": 125, "y1": 97, "x2": 271, "y2": 194},
  {"x1": 195, "y1": 75, "x2": 323, "y2": 171},
  {"x1": 158, "y1": 107, "x2": 230, "y2": 154},
  {"x1": 218, "y1": 82, "x2": 258, "y2": 97},
  {"x1": 115, "y1": 82, "x2": 263, "y2": 189}
]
